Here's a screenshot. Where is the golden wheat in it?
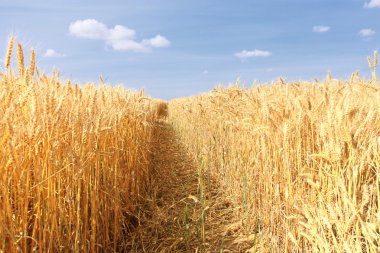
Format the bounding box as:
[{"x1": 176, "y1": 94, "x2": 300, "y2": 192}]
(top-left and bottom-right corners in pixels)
[
  {"x1": 17, "y1": 43, "x2": 24, "y2": 76},
  {"x1": 4, "y1": 36, "x2": 14, "y2": 68},
  {"x1": 169, "y1": 79, "x2": 380, "y2": 252},
  {"x1": 28, "y1": 48, "x2": 36, "y2": 79},
  {"x1": 0, "y1": 40, "x2": 161, "y2": 252},
  {"x1": 3, "y1": 37, "x2": 379, "y2": 252}
]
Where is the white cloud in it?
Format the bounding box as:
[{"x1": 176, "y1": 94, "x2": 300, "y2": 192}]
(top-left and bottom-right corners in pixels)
[
  {"x1": 202, "y1": 70, "x2": 209, "y2": 74},
  {"x1": 359, "y1": 28, "x2": 376, "y2": 37},
  {"x1": 364, "y1": 0, "x2": 380, "y2": 8},
  {"x1": 235, "y1": 50, "x2": 272, "y2": 59},
  {"x1": 142, "y1": 35, "x2": 171, "y2": 48},
  {"x1": 108, "y1": 40, "x2": 147, "y2": 52},
  {"x1": 108, "y1": 25, "x2": 136, "y2": 41},
  {"x1": 69, "y1": 19, "x2": 109, "y2": 39},
  {"x1": 313, "y1": 25, "x2": 330, "y2": 33},
  {"x1": 44, "y1": 49, "x2": 66, "y2": 58},
  {"x1": 69, "y1": 19, "x2": 170, "y2": 52}
]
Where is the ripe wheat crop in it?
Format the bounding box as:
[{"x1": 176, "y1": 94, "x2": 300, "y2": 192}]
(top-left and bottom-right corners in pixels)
[
  {"x1": 169, "y1": 78, "x2": 380, "y2": 252},
  {"x1": 0, "y1": 38, "x2": 160, "y2": 252},
  {"x1": 2, "y1": 36, "x2": 379, "y2": 252}
]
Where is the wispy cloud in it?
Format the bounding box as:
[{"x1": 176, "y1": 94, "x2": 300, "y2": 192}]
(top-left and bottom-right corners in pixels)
[
  {"x1": 69, "y1": 19, "x2": 170, "y2": 52},
  {"x1": 359, "y1": 28, "x2": 376, "y2": 38},
  {"x1": 235, "y1": 49, "x2": 272, "y2": 59},
  {"x1": 44, "y1": 49, "x2": 66, "y2": 58},
  {"x1": 313, "y1": 25, "x2": 330, "y2": 33},
  {"x1": 202, "y1": 70, "x2": 209, "y2": 75},
  {"x1": 364, "y1": 0, "x2": 380, "y2": 8}
]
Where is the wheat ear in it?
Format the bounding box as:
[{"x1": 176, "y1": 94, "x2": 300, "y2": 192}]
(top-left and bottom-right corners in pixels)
[
  {"x1": 28, "y1": 48, "x2": 36, "y2": 78},
  {"x1": 17, "y1": 43, "x2": 25, "y2": 76},
  {"x1": 4, "y1": 37, "x2": 14, "y2": 68},
  {"x1": 374, "y1": 51, "x2": 378, "y2": 81},
  {"x1": 327, "y1": 70, "x2": 332, "y2": 82}
]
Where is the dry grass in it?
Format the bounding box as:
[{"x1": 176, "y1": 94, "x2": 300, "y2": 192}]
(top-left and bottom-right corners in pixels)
[
  {"x1": 169, "y1": 77, "x2": 380, "y2": 251},
  {"x1": 0, "y1": 38, "x2": 161, "y2": 252}
]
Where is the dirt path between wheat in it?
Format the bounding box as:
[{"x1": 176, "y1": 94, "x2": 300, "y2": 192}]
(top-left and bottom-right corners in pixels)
[{"x1": 125, "y1": 122, "x2": 252, "y2": 252}]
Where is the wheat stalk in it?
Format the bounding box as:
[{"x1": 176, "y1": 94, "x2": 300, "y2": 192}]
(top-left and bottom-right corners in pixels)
[
  {"x1": 374, "y1": 51, "x2": 378, "y2": 81},
  {"x1": 327, "y1": 70, "x2": 332, "y2": 82},
  {"x1": 28, "y1": 48, "x2": 36, "y2": 78},
  {"x1": 4, "y1": 36, "x2": 14, "y2": 68},
  {"x1": 17, "y1": 43, "x2": 25, "y2": 77},
  {"x1": 374, "y1": 51, "x2": 378, "y2": 68},
  {"x1": 367, "y1": 56, "x2": 373, "y2": 69}
]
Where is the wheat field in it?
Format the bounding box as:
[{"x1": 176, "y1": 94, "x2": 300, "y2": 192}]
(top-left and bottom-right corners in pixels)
[
  {"x1": 1, "y1": 38, "x2": 379, "y2": 252},
  {"x1": 0, "y1": 38, "x2": 160, "y2": 252},
  {"x1": 169, "y1": 69, "x2": 380, "y2": 251}
]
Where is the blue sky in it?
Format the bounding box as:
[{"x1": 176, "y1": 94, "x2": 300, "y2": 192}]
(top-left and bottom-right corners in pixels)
[{"x1": 1, "y1": 0, "x2": 379, "y2": 99}]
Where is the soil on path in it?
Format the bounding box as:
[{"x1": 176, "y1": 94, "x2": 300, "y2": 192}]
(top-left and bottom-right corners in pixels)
[{"x1": 125, "y1": 122, "x2": 252, "y2": 252}]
